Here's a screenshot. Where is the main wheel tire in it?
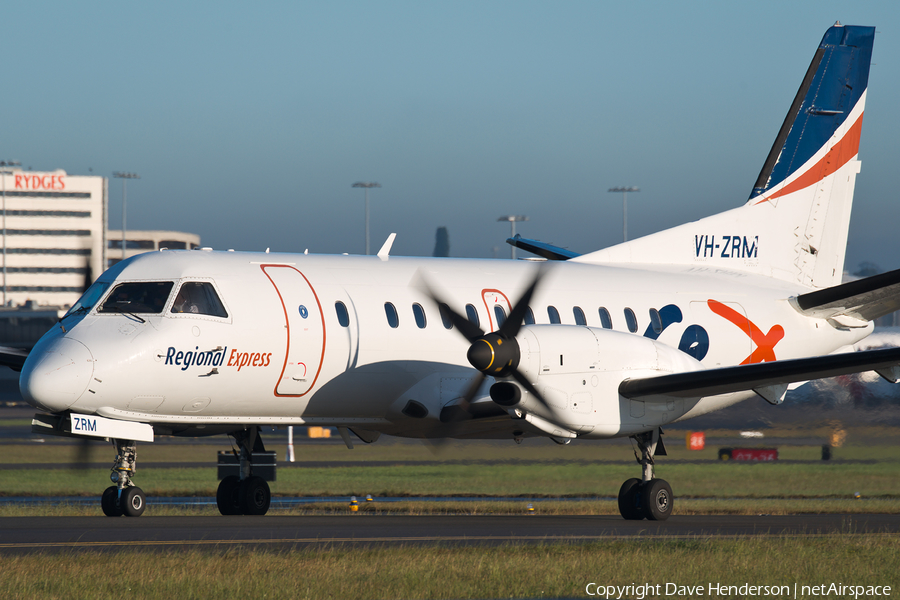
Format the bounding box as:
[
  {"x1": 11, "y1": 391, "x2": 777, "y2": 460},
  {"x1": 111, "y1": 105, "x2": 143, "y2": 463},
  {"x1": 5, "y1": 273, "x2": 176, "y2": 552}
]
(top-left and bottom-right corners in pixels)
[
  {"x1": 121, "y1": 486, "x2": 146, "y2": 517},
  {"x1": 239, "y1": 476, "x2": 271, "y2": 516},
  {"x1": 617, "y1": 478, "x2": 644, "y2": 520},
  {"x1": 216, "y1": 476, "x2": 242, "y2": 515},
  {"x1": 101, "y1": 485, "x2": 123, "y2": 517},
  {"x1": 641, "y1": 479, "x2": 673, "y2": 521}
]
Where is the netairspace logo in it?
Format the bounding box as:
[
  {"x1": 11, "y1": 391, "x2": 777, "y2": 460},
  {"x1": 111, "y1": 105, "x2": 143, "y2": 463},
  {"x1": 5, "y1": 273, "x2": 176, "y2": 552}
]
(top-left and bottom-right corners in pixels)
[{"x1": 584, "y1": 582, "x2": 893, "y2": 599}]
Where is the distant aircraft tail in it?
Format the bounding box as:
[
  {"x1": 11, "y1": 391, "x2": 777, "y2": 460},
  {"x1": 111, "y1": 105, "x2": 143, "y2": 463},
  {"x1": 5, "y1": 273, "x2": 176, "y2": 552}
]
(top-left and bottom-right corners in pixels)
[{"x1": 573, "y1": 23, "x2": 875, "y2": 290}]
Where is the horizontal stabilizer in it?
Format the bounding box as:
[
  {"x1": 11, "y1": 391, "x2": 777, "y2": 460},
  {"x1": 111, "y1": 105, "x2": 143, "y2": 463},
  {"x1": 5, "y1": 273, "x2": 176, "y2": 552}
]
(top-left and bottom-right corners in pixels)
[
  {"x1": 619, "y1": 346, "x2": 900, "y2": 401},
  {"x1": 793, "y1": 267, "x2": 900, "y2": 324},
  {"x1": 506, "y1": 235, "x2": 580, "y2": 261}
]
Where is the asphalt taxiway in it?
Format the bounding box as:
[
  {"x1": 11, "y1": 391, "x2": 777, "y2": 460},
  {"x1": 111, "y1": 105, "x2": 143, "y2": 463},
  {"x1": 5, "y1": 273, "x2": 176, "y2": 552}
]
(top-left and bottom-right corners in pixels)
[{"x1": 1, "y1": 514, "x2": 897, "y2": 554}]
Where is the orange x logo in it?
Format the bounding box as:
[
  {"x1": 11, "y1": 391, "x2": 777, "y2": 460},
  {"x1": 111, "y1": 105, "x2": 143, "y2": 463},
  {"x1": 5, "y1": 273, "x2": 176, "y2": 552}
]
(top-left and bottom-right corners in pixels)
[{"x1": 707, "y1": 299, "x2": 784, "y2": 365}]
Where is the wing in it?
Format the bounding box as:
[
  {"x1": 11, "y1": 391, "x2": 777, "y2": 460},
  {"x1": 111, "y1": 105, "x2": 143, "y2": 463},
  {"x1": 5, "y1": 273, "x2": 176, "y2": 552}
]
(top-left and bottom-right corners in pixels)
[
  {"x1": 619, "y1": 346, "x2": 900, "y2": 405},
  {"x1": 0, "y1": 346, "x2": 29, "y2": 372},
  {"x1": 792, "y1": 267, "x2": 900, "y2": 327}
]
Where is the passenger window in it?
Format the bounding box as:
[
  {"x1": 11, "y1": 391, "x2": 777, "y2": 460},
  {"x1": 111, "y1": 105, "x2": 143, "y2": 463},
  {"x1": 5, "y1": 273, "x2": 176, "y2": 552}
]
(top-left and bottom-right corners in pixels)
[
  {"x1": 439, "y1": 304, "x2": 453, "y2": 329},
  {"x1": 524, "y1": 307, "x2": 535, "y2": 325},
  {"x1": 573, "y1": 306, "x2": 587, "y2": 326},
  {"x1": 384, "y1": 302, "x2": 399, "y2": 328},
  {"x1": 494, "y1": 305, "x2": 507, "y2": 328},
  {"x1": 548, "y1": 306, "x2": 561, "y2": 324},
  {"x1": 335, "y1": 301, "x2": 350, "y2": 327},
  {"x1": 598, "y1": 307, "x2": 612, "y2": 329},
  {"x1": 413, "y1": 303, "x2": 427, "y2": 329},
  {"x1": 101, "y1": 281, "x2": 174, "y2": 314},
  {"x1": 465, "y1": 304, "x2": 480, "y2": 328},
  {"x1": 170, "y1": 282, "x2": 228, "y2": 317},
  {"x1": 650, "y1": 308, "x2": 662, "y2": 334},
  {"x1": 624, "y1": 308, "x2": 638, "y2": 333}
]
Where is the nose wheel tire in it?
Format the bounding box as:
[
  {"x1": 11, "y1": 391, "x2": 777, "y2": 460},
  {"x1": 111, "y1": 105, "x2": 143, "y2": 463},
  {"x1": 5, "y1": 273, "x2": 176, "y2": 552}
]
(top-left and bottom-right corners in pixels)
[
  {"x1": 239, "y1": 476, "x2": 271, "y2": 516},
  {"x1": 216, "y1": 476, "x2": 242, "y2": 515},
  {"x1": 121, "y1": 486, "x2": 146, "y2": 517},
  {"x1": 101, "y1": 486, "x2": 123, "y2": 517},
  {"x1": 641, "y1": 479, "x2": 673, "y2": 521},
  {"x1": 617, "y1": 478, "x2": 644, "y2": 520}
]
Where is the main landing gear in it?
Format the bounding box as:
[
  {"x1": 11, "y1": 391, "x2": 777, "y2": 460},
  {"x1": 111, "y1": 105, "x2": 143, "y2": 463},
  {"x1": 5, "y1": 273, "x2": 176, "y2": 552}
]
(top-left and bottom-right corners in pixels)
[
  {"x1": 617, "y1": 428, "x2": 673, "y2": 521},
  {"x1": 101, "y1": 438, "x2": 146, "y2": 517},
  {"x1": 216, "y1": 426, "x2": 272, "y2": 516}
]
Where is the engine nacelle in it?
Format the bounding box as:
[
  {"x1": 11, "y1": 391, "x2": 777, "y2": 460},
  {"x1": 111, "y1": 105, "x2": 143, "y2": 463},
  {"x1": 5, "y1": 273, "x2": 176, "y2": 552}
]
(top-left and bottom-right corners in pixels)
[{"x1": 491, "y1": 325, "x2": 705, "y2": 438}]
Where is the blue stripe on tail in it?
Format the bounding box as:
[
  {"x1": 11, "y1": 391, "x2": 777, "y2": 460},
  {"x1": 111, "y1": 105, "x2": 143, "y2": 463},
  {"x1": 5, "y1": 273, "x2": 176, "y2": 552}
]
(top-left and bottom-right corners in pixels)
[{"x1": 749, "y1": 24, "x2": 874, "y2": 200}]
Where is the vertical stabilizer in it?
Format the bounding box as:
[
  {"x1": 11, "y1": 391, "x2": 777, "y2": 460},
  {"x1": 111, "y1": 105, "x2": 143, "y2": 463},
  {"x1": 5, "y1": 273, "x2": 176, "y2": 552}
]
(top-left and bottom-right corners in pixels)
[{"x1": 573, "y1": 24, "x2": 875, "y2": 290}]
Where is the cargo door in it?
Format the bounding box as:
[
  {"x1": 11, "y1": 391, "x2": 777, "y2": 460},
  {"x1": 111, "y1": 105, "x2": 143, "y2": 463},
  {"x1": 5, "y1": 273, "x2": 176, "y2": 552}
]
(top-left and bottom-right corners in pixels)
[{"x1": 262, "y1": 265, "x2": 325, "y2": 396}]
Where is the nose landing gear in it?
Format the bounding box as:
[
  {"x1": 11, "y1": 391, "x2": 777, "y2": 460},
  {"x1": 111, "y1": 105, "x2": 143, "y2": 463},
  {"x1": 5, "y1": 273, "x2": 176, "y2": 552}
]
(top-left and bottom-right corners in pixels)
[
  {"x1": 617, "y1": 428, "x2": 673, "y2": 521},
  {"x1": 101, "y1": 439, "x2": 146, "y2": 517}
]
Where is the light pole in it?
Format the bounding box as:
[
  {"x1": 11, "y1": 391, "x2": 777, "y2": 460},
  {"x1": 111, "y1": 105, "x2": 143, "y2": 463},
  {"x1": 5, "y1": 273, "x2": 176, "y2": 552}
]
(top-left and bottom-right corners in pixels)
[
  {"x1": 113, "y1": 172, "x2": 140, "y2": 260},
  {"x1": 352, "y1": 182, "x2": 381, "y2": 255},
  {"x1": 0, "y1": 160, "x2": 21, "y2": 306},
  {"x1": 608, "y1": 186, "x2": 639, "y2": 242},
  {"x1": 497, "y1": 215, "x2": 528, "y2": 259}
]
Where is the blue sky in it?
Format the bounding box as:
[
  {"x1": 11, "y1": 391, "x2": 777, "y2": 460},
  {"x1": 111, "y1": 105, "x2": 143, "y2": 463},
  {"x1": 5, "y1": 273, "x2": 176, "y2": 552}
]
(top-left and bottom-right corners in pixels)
[{"x1": 5, "y1": 1, "x2": 900, "y2": 271}]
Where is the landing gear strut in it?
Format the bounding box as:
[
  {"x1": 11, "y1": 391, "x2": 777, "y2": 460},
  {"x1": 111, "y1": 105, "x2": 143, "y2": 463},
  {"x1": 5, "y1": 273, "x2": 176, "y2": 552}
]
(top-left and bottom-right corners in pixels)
[
  {"x1": 101, "y1": 438, "x2": 146, "y2": 517},
  {"x1": 617, "y1": 428, "x2": 673, "y2": 521},
  {"x1": 216, "y1": 427, "x2": 272, "y2": 516}
]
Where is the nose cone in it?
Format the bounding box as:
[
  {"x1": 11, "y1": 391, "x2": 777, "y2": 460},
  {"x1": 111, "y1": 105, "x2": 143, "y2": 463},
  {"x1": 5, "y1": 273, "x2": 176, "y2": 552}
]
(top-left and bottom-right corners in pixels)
[{"x1": 20, "y1": 338, "x2": 94, "y2": 413}]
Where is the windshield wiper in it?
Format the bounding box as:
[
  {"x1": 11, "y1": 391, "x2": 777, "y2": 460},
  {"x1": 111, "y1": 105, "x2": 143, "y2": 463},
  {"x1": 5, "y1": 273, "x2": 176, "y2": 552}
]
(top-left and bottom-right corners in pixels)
[
  {"x1": 59, "y1": 305, "x2": 91, "y2": 323},
  {"x1": 101, "y1": 305, "x2": 147, "y2": 324}
]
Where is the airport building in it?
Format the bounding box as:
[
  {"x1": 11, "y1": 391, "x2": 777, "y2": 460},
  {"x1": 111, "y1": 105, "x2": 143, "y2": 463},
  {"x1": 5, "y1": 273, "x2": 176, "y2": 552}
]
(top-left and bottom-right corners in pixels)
[
  {"x1": 107, "y1": 230, "x2": 201, "y2": 267},
  {"x1": 0, "y1": 168, "x2": 107, "y2": 309},
  {"x1": 0, "y1": 167, "x2": 200, "y2": 313}
]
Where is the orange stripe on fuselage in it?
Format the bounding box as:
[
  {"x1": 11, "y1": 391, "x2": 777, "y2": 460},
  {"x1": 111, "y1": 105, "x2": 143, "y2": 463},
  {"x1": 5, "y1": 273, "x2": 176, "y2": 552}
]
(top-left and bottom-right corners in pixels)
[{"x1": 707, "y1": 299, "x2": 784, "y2": 364}]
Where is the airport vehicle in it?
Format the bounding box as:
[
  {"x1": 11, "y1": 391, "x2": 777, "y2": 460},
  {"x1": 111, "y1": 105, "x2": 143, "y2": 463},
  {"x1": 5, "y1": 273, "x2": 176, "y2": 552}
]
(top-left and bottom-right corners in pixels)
[{"x1": 15, "y1": 23, "x2": 899, "y2": 521}]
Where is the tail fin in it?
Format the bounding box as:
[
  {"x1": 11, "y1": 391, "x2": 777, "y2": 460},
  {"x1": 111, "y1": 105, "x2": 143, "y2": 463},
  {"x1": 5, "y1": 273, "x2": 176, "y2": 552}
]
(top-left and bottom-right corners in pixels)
[
  {"x1": 573, "y1": 23, "x2": 875, "y2": 290},
  {"x1": 750, "y1": 24, "x2": 874, "y2": 202}
]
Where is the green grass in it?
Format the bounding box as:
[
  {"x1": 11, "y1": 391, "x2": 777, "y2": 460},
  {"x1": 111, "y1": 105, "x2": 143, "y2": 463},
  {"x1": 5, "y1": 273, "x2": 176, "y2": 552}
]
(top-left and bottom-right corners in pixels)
[
  {"x1": 16, "y1": 424, "x2": 900, "y2": 464},
  {"x1": 1, "y1": 536, "x2": 897, "y2": 600},
  {"x1": 2, "y1": 461, "x2": 897, "y2": 499},
  {"x1": 5, "y1": 427, "x2": 899, "y2": 518}
]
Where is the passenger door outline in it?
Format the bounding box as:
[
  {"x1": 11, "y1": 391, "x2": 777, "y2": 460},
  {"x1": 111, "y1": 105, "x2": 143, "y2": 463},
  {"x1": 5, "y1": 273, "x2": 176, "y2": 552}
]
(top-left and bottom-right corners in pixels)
[{"x1": 261, "y1": 265, "x2": 326, "y2": 397}]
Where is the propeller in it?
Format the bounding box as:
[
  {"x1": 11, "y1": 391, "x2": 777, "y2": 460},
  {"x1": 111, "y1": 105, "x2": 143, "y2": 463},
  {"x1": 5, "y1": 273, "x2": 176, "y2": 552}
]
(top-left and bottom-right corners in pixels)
[{"x1": 418, "y1": 263, "x2": 553, "y2": 424}]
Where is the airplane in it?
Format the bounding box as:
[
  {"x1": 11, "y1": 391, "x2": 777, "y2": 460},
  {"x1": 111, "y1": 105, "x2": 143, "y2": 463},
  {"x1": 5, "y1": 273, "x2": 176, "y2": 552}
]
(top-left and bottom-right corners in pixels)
[{"x1": 14, "y1": 22, "x2": 900, "y2": 521}]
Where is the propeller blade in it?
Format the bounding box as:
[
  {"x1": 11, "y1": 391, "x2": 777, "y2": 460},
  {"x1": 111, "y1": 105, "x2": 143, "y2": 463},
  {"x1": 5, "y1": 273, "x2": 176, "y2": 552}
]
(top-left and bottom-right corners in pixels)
[
  {"x1": 424, "y1": 372, "x2": 488, "y2": 453},
  {"x1": 498, "y1": 263, "x2": 547, "y2": 340},
  {"x1": 444, "y1": 372, "x2": 487, "y2": 423},
  {"x1": 416, "y1": 272, "x2": 485, "y2": 342},
  {"x1": 509, "y1": 366, "x2": 552, "y2": 412}
]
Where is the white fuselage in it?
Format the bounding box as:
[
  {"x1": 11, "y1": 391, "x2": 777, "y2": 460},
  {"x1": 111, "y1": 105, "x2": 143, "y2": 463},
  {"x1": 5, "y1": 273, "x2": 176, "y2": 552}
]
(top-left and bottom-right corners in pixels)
[{"x1": 20, "y1": 249, "x2": 871, "y2": 441}]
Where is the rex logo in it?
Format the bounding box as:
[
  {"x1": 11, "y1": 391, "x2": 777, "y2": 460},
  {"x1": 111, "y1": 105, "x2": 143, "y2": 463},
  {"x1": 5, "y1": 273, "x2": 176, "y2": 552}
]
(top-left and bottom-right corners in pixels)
[{"x1": 707, "y1": 299, "x2": 784, "y2": 364}]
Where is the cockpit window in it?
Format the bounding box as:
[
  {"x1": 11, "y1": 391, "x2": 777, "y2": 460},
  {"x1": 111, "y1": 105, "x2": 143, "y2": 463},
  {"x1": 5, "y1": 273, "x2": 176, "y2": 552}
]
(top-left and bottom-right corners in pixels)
[
  {"x1": 171, "y1": 282, "x2": 228, "y2": 318},
  {"x1": 64, "y1": 280, "x2": 112, "y2": 318},
  {"x1": 100, "y1": 281, "x2": 174, "y2": 314}
]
